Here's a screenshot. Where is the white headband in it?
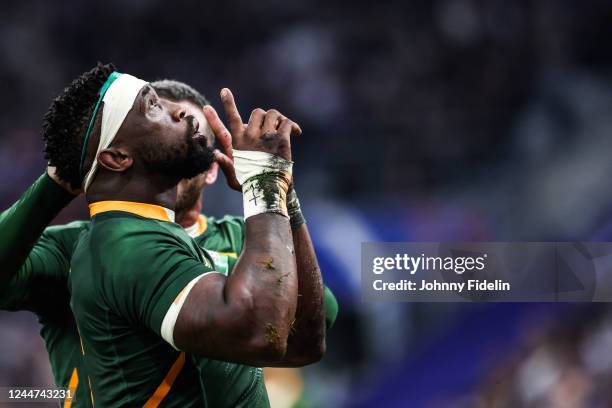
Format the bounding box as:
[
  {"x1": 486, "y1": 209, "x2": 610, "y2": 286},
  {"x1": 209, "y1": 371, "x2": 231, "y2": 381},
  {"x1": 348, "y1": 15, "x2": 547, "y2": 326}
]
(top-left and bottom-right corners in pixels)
[{"x1": 82, "y1": 73, "x2": 148, "y2": 192}]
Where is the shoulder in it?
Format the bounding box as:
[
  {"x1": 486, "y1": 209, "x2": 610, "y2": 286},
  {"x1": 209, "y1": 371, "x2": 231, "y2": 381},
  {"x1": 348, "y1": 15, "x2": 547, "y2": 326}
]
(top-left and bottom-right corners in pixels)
[
  {"x1": 43, "y1": 220, "x2": 91, "y2": 239},
  {"x1": 198, "y1": 214, "x2": 245, "y2": 253},
  {"x1": 206, "y1": 215, "x2": 245, "y2": 234},
  {"x1": 73, "y1": 216, "x2": 192, "y2": 273},
  {"x1": 39, "y1": 220, "x2": 91, "y2": 256},
  {"x1": 203, "y1": 215, "x2": 245, "y2": 242}
]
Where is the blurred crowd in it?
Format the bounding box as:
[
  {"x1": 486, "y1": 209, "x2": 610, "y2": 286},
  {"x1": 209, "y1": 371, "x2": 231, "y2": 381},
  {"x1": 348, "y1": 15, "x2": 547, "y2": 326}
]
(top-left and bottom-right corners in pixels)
[
  {"x1": 3, "y1": 0, "x2": 612, "y2": 406},
  {"x1": 471, "y1": 305, "x2": 612, "y2": 407}
]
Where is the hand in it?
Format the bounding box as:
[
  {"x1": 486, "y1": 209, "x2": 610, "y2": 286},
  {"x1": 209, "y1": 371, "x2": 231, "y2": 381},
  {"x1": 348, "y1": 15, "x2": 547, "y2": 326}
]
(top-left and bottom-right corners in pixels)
[
  {"x1": 217, "y1": 88, "x2": 301, "y2": 161},
  {"x1": 47, "y1": 165, "x2": 82, "y2": 196},
  {"x1": 203, "y1": 88, "x2": 302, "y2": 190}
]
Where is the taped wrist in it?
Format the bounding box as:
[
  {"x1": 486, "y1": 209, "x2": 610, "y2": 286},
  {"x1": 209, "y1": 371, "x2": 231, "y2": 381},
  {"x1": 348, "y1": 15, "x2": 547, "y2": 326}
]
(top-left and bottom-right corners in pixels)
[
  {"x1": 287, "y1": 186, "x2": 306, "y2": 229},
  {"x1": 234, "y1": 150, "x2": 293, "y2": 219}
]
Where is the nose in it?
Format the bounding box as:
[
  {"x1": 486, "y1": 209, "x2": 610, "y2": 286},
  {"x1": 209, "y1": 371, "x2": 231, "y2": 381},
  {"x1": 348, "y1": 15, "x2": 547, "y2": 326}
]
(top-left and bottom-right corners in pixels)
[{"x1": 169, "y1": 101, "x2": 186, "y2": 122}]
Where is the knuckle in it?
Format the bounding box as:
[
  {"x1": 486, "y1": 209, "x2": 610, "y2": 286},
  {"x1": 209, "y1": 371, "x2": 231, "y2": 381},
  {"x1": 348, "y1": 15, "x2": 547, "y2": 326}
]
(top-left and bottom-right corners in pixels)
[
  {"x1": 261, "y1": 132, "x2": 280, "y2": 150},
  {"x1": 266, "y1": 108, "x2": 280, "y2": 116},
  {"x1": 251, "y1": 108, "x2": 264, "y2": 116}
]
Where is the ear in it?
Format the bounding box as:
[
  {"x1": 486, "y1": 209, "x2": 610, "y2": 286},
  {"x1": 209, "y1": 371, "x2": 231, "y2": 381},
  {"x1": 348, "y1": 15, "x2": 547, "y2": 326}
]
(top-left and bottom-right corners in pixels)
[
  {"x1": 97, "y1": 147, "x2": 134, "y2": 172},
  {"x1": 204, "y1": 162, "x2": 219, "y2": 185}
]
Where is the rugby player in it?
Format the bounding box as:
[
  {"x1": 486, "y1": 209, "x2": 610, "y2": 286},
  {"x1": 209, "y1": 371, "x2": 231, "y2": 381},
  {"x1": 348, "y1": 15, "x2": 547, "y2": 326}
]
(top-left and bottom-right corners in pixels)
[
  {"x1": 0, "y1": 65, "x2": 336, "y2": 406},
  {"x1": 165, "y1": 81, "x2": 338, "y2": 407},
  {"x1": 52, "y1": 64, "x2": 315, "y2": 406}
]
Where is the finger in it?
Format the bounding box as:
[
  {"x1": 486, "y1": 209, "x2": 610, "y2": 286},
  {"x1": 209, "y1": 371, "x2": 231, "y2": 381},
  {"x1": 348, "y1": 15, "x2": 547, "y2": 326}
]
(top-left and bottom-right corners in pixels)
[
  {"x1": 214, "y1": 150, "x2": 241, "y2": 191},
  {"x1": 291, "y1": 121, "x2": 302, "y2": 136},
  {"x1": 246, "y1": 108, "x2": 265, "y2": 136},
  {"x1": 276, "y1": 114, "x2": 302, "y2": 136},
  {"x1": 220, "y1": 88, "x2": 243, "y2": 136},
  {"x1": 262, "y1": 109, "x2": 282, "y2": 134},
  {"x1": 278, "y1": 118, "x2": 301, "y2": 138},
  {"x1": 203, "y1": 106, "x2": 234, "y2": 158}
]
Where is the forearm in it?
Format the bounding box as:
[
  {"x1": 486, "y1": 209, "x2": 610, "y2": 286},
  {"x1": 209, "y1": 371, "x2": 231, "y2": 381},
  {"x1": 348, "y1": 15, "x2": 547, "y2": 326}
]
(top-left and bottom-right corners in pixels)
[
  {"x1": 225, "y1": 213, "x2": 298, "y2": 356},
  {"x1": 0, "y1": 173, "x2": 74, "y2": 288},
  {"x1": 178, "y1": 95, "x2": 304, "y2": 364},
  {"x1": 272, "y1": 223, "x2": 326, "y2": 367}
]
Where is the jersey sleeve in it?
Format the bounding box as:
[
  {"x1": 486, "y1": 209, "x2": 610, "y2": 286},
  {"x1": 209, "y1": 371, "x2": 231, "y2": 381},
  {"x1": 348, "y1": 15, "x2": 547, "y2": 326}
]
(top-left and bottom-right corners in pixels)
[
  {"x1": 204, "y1": 249, "x2": 238, "y2": 276},
  {"x1": 324, "y1": 286, "x2": 339, "y2": 330},
  {"x1": 103, "y1": 229, "x2": 217, "y2": 341},
  {"x1": 216, "y1": 215, "x2": 246, "y2": 254},
  {"x1": 0, "y1": 173, "x2": 74, "y2": 297},
  {"x1": 0, "y1": 222, "x2": 85, "y2": 312}
]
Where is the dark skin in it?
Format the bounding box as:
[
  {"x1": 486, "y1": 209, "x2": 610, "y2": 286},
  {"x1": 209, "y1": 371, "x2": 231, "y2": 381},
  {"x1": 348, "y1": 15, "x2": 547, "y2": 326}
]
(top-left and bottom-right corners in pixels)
[
  {"x1": 283, "y1": 225, "x2": 326, "y2": 365},
  {"x1": 205, "y1": 89, "x2": 326, "y2": 366},
  {"x1": 85, "y1": 85, "x2": 301, "y2": 366},
  {"x1": 86, "y1": 85, "x2": 193, "y2": 207}
]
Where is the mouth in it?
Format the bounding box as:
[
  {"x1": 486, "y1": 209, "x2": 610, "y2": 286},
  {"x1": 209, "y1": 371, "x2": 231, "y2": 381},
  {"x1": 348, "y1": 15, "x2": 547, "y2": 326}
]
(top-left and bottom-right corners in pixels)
[{"x1": 192, "y1": 132, "x2": 207, "y2": 142}]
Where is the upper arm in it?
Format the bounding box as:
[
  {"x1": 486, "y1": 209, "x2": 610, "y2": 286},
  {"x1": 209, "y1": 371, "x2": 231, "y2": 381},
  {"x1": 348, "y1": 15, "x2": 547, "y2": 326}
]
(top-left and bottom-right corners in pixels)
[{"x1": 173, "y1": 273, "x2": 273, "y2": 364}]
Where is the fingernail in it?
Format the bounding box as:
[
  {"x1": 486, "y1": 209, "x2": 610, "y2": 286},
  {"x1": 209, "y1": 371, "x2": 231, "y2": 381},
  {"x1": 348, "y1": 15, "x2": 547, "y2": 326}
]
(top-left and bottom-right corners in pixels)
[{"x1": 220, "y1": 88, "x2": 228, "y2": 99}]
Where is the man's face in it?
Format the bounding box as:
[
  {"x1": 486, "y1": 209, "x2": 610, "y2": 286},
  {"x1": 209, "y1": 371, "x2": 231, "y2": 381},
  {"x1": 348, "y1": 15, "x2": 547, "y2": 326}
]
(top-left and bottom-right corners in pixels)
[
  {"x1": 173, "y1": 99, "x2": 218, "y2": 214},
  {"x1": 117, "y1": 85, "x2": 214, "y2": 180}
]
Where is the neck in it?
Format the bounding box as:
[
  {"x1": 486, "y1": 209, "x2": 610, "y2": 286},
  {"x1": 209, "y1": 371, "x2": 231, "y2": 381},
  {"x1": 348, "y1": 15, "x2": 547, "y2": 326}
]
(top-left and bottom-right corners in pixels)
[
  {"x1": 176, "y1": 196, "x2": 202, "y2": 228},
  {"x1": 86, "y1": 171, "x2": 179, "y2": 210}
]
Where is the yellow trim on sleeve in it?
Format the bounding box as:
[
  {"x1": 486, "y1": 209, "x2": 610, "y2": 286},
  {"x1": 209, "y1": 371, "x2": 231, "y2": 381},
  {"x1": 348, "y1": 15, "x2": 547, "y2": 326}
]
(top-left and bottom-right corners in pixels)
[
  {"x1": 89, "y1": 201, "x2": 175, "y2": 222},
  {"x1": 143, "y1": 352, "x2": 186, "y2": 408}
]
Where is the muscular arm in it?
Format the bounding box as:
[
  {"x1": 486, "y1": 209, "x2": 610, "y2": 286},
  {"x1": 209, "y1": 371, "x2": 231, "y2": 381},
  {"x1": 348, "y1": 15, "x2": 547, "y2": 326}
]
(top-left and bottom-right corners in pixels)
[
  {"x1": 174, "y1": 92, "x2": 302, "y2": 366},
  {"x1": 0, "y1": 172, "x2": 74, "y2": 291},
  {"x1": 174, "y1": 213, "x2": 297, "y2": 366},
  {"x1": 272, "y1": 222, "x2": 326, "y2": 366}
]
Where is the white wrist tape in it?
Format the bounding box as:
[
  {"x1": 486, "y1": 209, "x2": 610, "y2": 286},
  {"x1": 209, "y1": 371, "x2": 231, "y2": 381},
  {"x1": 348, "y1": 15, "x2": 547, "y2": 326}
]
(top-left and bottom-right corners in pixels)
[{"x1": 233, "y1": 150, "x2": 293, "y2": 219}]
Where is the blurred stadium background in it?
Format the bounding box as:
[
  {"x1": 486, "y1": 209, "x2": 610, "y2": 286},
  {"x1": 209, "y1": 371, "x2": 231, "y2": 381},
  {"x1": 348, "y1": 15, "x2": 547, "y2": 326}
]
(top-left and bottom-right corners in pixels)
[{"x1": 3, "y1": 0, "x2": 612, "y2": 406}]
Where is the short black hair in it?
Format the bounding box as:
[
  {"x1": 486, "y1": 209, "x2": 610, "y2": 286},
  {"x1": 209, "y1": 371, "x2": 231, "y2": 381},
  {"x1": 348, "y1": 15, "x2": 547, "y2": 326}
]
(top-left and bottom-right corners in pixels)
[
  {"x1": 151, "y1": 79, "x2": 209, "y2": 108},
  {"x1": 42, "y1": 62, "x2": 116, "y2": 189}
]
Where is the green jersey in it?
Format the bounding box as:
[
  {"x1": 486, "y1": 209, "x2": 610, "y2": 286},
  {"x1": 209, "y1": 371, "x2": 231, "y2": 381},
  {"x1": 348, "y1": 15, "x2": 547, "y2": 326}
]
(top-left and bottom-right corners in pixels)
[
  {"x1": 0, "y1": 175, "x2": 338, "y2": 408},
  {"x1": 69, "y1": 205, "x2": 221, "y2": 407},
  {"x1": 0, "y1": 179, "x2": 266, "y2": 407},
  {"x1": 0, "y1": 212, "x2": 267, "y2": 407}
]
